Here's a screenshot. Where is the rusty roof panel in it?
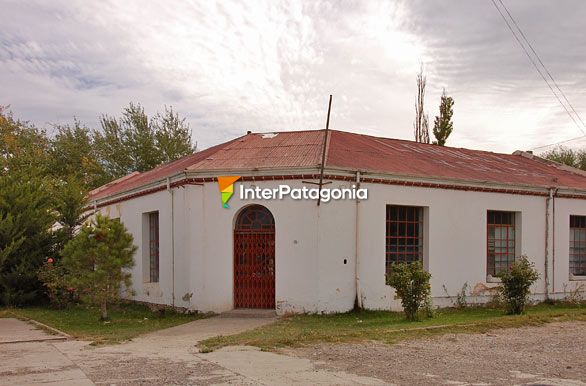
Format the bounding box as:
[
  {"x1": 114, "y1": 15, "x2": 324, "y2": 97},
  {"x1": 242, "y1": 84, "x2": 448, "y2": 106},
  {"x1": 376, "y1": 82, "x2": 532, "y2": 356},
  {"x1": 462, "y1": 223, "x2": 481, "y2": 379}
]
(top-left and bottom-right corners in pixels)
[
  {"x1": 90, "y1": 129, "x2": 586, "y2": 201},
  {"x1": 327, "y1": 130, "x2": 586, "y2": 190}
]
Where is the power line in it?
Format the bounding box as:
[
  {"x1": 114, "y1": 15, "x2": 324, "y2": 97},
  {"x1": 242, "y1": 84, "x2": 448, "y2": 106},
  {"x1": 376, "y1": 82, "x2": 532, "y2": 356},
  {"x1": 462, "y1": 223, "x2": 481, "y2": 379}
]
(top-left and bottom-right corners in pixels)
[
  {"x1": 490, "y1": 0, "x2": 586, "y2": 136},
  {"x1": 497, "y1": 0, "x2": 586, "y2": 131},
  {"x1": 531, "y1": 134, "x2": 586, "y2": 152}
]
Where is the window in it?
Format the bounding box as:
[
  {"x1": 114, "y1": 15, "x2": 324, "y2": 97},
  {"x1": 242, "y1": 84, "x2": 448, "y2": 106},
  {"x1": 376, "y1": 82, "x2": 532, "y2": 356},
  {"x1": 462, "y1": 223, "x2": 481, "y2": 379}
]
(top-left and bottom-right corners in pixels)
[
  {"x1": 385, "y1": 205, "x2": 423, "y2": 273},
  {"x1": 487, "y1": 211, "x2": 516, "y2": 276},
  {"x1": 569, "y1": 215, "x2": 586, "y2": 276},
  {"x1": 148, "y1": 212, "x2": 159, "y2": 283}
]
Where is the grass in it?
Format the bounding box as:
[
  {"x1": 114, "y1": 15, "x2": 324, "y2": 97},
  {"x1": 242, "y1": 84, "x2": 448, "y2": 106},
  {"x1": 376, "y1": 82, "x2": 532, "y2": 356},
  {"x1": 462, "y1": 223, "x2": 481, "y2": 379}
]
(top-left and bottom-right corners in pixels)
[
  {"x1": 198, "y1": 302, "x2": 586, "y2": 352},
  {"x1": 0, "y1": 302, "x2": 208, "y2": 344}
]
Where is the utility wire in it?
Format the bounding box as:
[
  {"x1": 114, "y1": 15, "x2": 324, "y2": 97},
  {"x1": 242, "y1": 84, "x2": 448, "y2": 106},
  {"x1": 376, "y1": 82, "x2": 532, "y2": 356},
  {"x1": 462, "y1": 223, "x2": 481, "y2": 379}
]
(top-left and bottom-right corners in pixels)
[
  {"x1": 531, "y1": 134, "x2": 586, "y2": 151},
  {"x1": 497, "y1": 0, "x2": 586, "y2": 131},
  {"x1": 490, "y1": 0, "x2": 586, "y2": 138}
]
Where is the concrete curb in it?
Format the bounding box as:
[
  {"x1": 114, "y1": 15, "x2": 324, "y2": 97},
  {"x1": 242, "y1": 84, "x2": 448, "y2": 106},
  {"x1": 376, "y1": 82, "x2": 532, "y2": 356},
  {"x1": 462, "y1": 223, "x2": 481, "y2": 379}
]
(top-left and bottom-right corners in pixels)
[{"x1": 2, "y1": 312, "x2": 72, "y2": 343}]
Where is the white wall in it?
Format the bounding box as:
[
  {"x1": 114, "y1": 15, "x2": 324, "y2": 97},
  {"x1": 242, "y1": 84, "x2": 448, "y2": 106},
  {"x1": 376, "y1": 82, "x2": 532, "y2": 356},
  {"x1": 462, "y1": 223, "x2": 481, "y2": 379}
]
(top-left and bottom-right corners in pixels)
[
  {"x1": 355, "y1": 183, "x2": 549, "y2": 311},
  {"x1": 552, "y1": 197, "x2": 586, "y2": 296},
  {"x1": 97, "y1": 177, "x2": 585, "y2": 314}
]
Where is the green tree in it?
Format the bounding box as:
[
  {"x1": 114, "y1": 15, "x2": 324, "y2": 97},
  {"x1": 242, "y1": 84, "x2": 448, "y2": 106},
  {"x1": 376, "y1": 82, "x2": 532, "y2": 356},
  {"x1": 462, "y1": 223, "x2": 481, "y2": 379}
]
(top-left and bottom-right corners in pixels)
[
  {"x1": 386, "y1": 261, "x2": 431, "y2": 321},
  {"x1": 61, "y1": 214, "x2": 136, "y2": 320},
  {"x1": 94, "y1": 103, "x2": 195, "y2": 179},
  {"x1": 0, "y1": 173, "x2": 56, "y2": 306},
  {"x1": 0, "y1": 108, "x2": 56, "y2": 306},
  {"x1": 540, "y1": 146, "x2": 586, "y2": 171},
  {"x1": 49, "y1": 121, "x2": 109, "y2": 190},
  {"x1": 432, "y1": 89, "x2": 454, "y2": 146},
  {"x1": 1, "y1": 106, "x2": 50, "y2": 176}
]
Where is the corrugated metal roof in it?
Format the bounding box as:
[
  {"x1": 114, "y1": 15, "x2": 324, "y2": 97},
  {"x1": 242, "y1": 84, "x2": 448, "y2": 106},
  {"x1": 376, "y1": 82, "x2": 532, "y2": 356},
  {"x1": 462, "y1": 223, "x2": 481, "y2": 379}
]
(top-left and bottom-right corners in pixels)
[{"x1": 89, "y1": 129, "x2": 586, "y2": 201}]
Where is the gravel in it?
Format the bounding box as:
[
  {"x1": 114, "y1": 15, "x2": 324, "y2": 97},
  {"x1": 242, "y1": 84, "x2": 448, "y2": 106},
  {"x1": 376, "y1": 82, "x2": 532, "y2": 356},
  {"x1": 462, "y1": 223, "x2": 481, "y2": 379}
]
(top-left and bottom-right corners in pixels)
[{"x1": 285, "y1": 321, "x2": 586, "y2": 386}]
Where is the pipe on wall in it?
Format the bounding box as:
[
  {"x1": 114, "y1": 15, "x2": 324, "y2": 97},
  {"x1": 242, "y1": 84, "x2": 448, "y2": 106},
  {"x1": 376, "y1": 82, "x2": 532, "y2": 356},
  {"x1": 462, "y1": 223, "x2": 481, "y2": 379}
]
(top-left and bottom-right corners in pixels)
[
  {"x1": 545, "y1": 187, "x2": 557, "y2": 300},
  {"x1": 167, "y1": 177, "x2": 175, "y2": 307},
  {"x1": 355, "y1": 171, "x2": 363, "y2": 309}
]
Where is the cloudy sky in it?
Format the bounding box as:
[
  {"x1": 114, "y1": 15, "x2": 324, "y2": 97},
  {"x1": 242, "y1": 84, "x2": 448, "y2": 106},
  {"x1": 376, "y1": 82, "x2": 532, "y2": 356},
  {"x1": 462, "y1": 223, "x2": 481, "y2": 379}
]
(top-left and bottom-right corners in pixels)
[{"x1": 1, "y1": 0, "x2": 585, "y2": 153}]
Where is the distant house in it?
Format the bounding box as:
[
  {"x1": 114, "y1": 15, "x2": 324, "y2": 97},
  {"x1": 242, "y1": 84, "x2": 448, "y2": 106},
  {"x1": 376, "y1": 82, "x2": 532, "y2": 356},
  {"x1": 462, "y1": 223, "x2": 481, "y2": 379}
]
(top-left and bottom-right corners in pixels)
[{"x1": 89, "y1": 130, "x2": 586, "y2": 314}]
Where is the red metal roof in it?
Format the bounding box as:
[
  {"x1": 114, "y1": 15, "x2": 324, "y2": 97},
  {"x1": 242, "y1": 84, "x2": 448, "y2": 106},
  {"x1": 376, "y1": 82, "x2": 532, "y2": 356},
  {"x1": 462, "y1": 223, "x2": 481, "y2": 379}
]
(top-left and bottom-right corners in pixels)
[{"x1": 89, "y1": 129, "x2": 586, "y2": 201}]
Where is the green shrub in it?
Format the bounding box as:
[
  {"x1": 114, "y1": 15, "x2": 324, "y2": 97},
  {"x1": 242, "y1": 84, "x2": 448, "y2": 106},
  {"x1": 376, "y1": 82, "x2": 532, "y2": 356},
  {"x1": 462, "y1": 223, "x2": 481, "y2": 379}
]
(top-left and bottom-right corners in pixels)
[
  {"x1": 37, "y1": 259, "x2": 77, "y2": 308},
  {"x1": 386, "y1": 261, "x2": 431, "y2": 321},
  {"x1": 498, "y1": 256, "x2": 539, "y2": 315}
]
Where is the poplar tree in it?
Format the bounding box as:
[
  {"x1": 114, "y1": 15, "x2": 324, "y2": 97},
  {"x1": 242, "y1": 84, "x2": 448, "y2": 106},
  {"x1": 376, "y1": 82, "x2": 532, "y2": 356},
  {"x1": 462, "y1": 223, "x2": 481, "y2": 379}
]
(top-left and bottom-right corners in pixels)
[{"x1": 432, "y1": 89, "x2": 455, "y2": 146}]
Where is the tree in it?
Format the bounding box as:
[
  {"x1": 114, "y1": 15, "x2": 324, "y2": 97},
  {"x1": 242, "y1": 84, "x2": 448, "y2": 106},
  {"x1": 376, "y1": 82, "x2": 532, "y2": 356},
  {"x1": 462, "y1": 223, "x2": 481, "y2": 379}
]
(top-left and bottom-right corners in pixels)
[
  {"x1": 61, "y1": 214, "x2": 136, "y2": 320},
  {"x1": 0, "y1": 172, "x2": 57, "y2": 306},
  {"x1": 413, "y1": 65, "x2": 430, "y2": 144},
  {"x1": 386, "y1": 261, "x2": 431, "y2": 321},
  {"x1": 1, "y1": 108, "x2": 56, "y2": 306},
  {"x1": 49, "y1": 120, "x2": 109, "y2": 190},
  {"x1": 94, "y1": 103, "x2": 195, "y2": 179},
  {"x1": 432, "y1": 89, "x2": 454, "y2": 146},
  {"x1": 540, "y1": 146, "x2": 586, "y2": 171},
  {"x1": 153, "y1": 106, "x2": 196, "y2": 163},
  {"x1": 1, "y1": 106, "x2": 50, "y2": 177}
]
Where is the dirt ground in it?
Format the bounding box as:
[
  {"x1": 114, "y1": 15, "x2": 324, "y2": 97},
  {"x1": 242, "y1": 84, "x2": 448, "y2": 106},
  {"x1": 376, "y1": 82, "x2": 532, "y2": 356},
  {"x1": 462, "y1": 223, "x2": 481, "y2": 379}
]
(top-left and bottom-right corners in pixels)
[
  {"x1": 286, "y1": 321, "x2": 586, "y2": 386},
  {"x1": 3, "y1": 318, "x2": 585, "y2": 385}
]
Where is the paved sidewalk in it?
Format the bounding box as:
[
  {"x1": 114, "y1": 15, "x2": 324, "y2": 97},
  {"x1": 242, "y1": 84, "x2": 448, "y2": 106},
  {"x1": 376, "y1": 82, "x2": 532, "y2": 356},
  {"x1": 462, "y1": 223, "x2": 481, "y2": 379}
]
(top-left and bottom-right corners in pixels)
[
  {"x1": 0, "y1": 318, "x2": 94, "y2": 386},
  {"x1": 1, "y1": 316, "x2": 386, "y2": 385}
]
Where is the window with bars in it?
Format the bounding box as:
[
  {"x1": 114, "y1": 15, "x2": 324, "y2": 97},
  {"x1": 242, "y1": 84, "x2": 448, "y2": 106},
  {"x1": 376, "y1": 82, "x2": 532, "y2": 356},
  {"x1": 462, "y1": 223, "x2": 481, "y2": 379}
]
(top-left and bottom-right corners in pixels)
[
  {"x1": 148, "y1": 212, "x2": 159, "y2": 283},
  {"x1": 487, "y1": 210, "x2": 516, "y2": 276},
  {"x1": 569, "y1": 215, "x2": 586, "y2": 276},
  {"x1": 385, "y1": 205, "x2": 423, "y2": 274}
]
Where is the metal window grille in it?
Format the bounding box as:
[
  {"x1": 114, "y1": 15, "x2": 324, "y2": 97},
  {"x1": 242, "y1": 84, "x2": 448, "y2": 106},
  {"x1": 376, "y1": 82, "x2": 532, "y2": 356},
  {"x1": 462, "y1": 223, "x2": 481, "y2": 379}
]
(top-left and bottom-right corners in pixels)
[
  {"x1": 487, "y1": 210, "x2": 516, "y2": 276},
  {"x1": 385, "y1": 205, "x2": 423, "y2": 273},
  {"x1": 149, "y1": 212, "x2": 159, "y2": 283},
  {"x1": 570, "y1": 215, "x2": 586, "y2": 276}
]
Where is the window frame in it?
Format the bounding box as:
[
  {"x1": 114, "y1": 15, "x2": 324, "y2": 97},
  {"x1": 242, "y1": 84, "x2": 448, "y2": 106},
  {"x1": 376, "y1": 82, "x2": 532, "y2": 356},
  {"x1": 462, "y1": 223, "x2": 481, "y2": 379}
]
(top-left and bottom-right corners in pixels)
[
  {"x1": 569, "y1": 215, "x2": 586, "y2": 277},
  {"x1": 148, "y1": 211, "x2": 160, "y2": 283},
  {"x1": 486, "y1": 210, "x2": 517, "y2": 277},
  {"x1": 385, "y1": 205, "x2": 424, "y2": 274}
]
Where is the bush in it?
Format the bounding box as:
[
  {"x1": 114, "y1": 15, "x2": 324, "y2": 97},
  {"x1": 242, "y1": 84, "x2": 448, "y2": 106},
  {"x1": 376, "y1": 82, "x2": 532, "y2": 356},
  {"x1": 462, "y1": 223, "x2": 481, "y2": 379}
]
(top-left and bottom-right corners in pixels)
[
  {"x1": 37, "y1": 259, "x2": 77, "y2": 308},
  {"x1": 498, "y1": 256, "x2": 539, "y2": 315},
  {"x1": 386, "y1": 261, "x2": 431, "y2": 321}
]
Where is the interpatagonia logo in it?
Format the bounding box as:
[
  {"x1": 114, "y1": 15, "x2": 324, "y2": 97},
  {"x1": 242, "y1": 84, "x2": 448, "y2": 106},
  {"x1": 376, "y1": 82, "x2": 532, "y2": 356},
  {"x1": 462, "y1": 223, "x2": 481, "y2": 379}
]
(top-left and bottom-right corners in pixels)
[{"x1": 217, "y1": 176, "x2": 241, "y2": 208}]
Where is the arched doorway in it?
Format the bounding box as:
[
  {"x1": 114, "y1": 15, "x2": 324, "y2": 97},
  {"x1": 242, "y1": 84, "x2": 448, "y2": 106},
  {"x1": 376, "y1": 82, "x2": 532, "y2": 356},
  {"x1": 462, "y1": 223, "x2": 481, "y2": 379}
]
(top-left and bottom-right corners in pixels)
[{"x1": 233, "y1": 205, "x2": 275, "y2": 309}]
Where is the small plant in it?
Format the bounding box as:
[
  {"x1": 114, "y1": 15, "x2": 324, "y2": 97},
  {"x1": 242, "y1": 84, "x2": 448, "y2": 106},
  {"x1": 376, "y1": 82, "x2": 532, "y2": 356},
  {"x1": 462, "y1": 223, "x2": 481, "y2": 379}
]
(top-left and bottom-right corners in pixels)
[
  {"x1": 37, "y1": 258, "x2": 77, "y2": 308},
  {"x1": 563, "y1": 283, "x2": 584, "y2": 304},
  {"x1": 386, "y1": 261, "x2": 431, "y2": 321},
  {"x1": 456, "y1": 282, "x2": 469, "y2": 309},
  {"x1": 498, "y1": 256, "x2": 539, "y2": 315}
]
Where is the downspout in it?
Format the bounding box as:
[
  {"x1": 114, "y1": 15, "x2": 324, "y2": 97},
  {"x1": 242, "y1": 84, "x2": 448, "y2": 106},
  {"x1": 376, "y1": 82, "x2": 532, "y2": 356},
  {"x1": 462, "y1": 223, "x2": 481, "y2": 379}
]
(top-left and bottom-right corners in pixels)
[
  {"x1": 544, "y1": 187, "x2": 554, "y2": 301},
  {"x1": 167, "y1": 177, "x2": 175, "y2": 307},
  {"x1": 552, "y1": 188, "x2": 558, "y2": 295},
  {"x1": 355, "y1": 171, "x2": 363, "y2": 309}
]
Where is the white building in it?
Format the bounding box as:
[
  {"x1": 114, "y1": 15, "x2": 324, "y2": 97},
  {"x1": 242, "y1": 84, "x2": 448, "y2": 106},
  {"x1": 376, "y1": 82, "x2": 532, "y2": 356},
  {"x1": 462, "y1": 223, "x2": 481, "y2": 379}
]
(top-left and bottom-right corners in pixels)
[{"x1": 89, "y1": 130, "x2": 586, "y2": 314}]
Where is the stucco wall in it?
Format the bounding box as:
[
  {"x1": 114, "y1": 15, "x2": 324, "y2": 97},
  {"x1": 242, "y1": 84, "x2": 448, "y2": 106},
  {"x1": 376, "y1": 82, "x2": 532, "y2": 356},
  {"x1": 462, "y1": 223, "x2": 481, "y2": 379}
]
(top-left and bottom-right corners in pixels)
[{"x1": 97, "y1": 178, "x2": 585, "y2": 314}]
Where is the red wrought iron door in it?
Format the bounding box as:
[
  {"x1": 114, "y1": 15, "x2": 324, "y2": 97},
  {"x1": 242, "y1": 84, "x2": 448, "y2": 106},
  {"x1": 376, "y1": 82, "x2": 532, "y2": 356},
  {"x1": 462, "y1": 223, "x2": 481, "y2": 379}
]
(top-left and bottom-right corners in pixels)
[{"x1": 234, "y1": 205, "x2": 275, "y2": 309}]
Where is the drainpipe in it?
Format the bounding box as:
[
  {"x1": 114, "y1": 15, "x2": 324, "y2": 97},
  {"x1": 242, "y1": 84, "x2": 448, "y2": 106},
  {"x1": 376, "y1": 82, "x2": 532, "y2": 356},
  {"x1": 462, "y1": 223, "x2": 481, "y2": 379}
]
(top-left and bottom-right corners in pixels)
[
  {"x1": 552, "y1": 188, "x2": 558, "y2": 295},
  {"x1": 544, "y1": 187, "x2": 555, "y2": 301},
  {"x1": 355, "y1": 171, "x2": 363, "y2": 309},
  {"x1": 167, "y1": 177, "x2": 175, "y2": 307}
]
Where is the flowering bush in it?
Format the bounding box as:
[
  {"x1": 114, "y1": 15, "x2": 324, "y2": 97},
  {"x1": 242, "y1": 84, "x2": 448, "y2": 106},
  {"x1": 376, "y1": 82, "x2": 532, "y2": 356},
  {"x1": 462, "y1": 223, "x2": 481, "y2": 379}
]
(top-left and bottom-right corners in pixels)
[{"x1": 37, "y1": 259, "x2": 77, "y2": 308}]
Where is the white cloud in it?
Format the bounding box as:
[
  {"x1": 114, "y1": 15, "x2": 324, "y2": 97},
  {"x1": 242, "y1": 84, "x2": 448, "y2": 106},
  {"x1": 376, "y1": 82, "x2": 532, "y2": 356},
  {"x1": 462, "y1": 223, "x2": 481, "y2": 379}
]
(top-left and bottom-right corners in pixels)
[{"x1": 1, "y1": 0, "x2": 585, "y2": 153}]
